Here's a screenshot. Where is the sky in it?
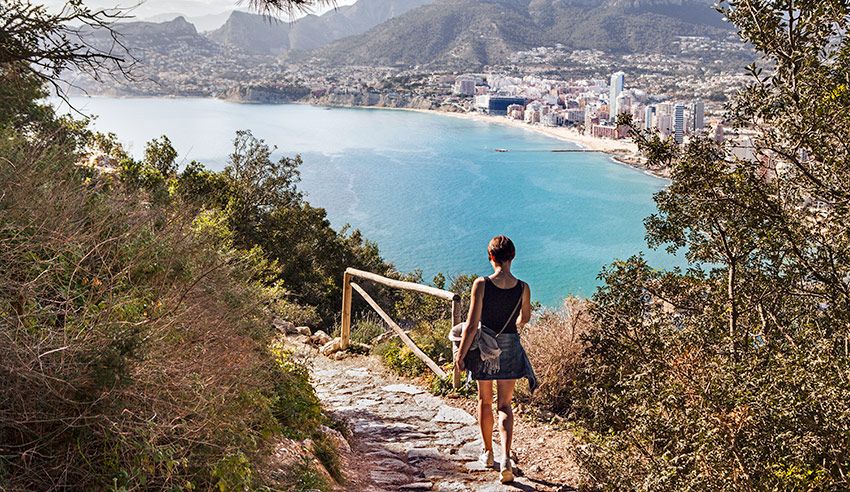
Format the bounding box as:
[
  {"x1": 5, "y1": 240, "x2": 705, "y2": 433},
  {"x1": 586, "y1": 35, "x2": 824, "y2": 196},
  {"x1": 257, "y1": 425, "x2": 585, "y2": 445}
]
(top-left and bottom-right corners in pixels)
[{"x1": 41, "y1": 0, "x2": 357, "y2": 21}]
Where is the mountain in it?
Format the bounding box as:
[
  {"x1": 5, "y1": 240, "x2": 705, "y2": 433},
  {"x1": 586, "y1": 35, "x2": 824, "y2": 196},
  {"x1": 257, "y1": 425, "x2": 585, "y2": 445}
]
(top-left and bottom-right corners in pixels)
[
  {"x1": 288, "y1": 0, "x2": 433, "y2": 51},
  {"x1": 208, "y1": 0, "x2": 432, "y2": 55},
  {"x1": 97, "y1": 16, "x2": 220, "y2": 55},
  {"x1": 207, "y1": 11, "x2": 292, "y2": 54},
  {"x1": 309, "y1": 0, "x2": 732, "y2": 68},
  {"x1": 143, "y1": 10, "x2": 244, "y2": 32}
]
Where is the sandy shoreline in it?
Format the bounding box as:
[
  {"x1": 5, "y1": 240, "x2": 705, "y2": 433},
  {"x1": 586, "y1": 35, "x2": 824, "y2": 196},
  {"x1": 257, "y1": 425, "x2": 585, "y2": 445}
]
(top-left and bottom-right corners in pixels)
[{"x1": 379, "y1": 106, "x2": 668, "y2": 180}]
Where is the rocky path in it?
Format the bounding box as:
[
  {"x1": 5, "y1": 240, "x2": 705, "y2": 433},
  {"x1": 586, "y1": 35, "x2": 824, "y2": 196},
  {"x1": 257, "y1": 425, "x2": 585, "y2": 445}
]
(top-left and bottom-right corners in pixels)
[{"x1": 299, "y1": 343, "x2": 575, "y2": 491}]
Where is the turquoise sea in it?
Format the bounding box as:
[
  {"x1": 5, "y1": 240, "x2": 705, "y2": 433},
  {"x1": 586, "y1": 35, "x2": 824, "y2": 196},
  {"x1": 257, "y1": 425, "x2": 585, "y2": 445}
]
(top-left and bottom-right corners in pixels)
[{"x1": 65, "y1": 97, "x2": 680, "y2": 306}]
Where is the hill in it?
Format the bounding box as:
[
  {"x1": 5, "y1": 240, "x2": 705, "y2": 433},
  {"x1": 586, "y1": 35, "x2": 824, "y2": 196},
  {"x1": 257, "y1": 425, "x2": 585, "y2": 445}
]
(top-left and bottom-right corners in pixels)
[
  {"x1": 95, "y1": 16, "x2": 222, "y2": 58},
  {"x1": 208, "y1": 0, "x2": 432, "y2": 55},
  {"x1": 207, "y1": 10, "x2": 292, "y2": 54},
  {"x1": 309, "y1": 0, "x2": 731, "y2": 68}
]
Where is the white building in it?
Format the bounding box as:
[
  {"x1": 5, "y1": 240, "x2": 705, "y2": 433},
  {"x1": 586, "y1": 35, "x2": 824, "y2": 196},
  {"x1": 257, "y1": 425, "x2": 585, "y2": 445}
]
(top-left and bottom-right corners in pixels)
[
  {"x1": 674, "y1": 103, "x2": 685, "y2": 144},
  {"x1": 644, "y1": 105, "x2": 656, "y2": 131},
  {"x1": 609, "y1": 71, "x2": 625, "y2": 123},
  {"x1": 692, "y1": 99, "x2": 705, "y2": 132}
]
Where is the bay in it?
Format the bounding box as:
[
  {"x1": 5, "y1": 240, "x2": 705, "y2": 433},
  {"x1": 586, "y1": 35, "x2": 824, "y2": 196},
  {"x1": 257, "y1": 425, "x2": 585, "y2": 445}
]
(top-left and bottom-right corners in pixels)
[{"x1": 65, "y1": 96, "x2": 681, "y2": 306}]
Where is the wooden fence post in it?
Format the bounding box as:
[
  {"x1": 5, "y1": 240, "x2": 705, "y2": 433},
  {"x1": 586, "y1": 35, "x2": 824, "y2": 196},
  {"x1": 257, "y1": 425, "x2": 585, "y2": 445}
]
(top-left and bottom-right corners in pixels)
[
  {"x1": 451, "y1": 298, "x2": 463, "y2": 388},
  {"x1": 340, "y1": 271, "x2": 352, "y2": 350}
]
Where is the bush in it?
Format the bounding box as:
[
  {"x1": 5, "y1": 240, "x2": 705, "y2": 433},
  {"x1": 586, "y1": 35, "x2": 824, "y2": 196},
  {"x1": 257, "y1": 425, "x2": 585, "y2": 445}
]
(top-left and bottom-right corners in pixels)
[
  {"x1": 272, "y1": 298, "x2": 321, "y2": 328},
  {"x1": 350, "y1": 314, "x2": 386, "y2": 346},
  {"x1": 373, "y1": 319, "x2": 454, "y2": 378},
  {"x1": 0, "y1": 119, "x2": 336, "y2": 490},
  {"x1": 572, "y1": 3, "x2": 850, "y2": 489},
  {"x1": 519, "y1": 297, "x2": 590, "y2": 414},
  {"x1": 373, "y1": 339, "x2": 425, "y2": 377}
]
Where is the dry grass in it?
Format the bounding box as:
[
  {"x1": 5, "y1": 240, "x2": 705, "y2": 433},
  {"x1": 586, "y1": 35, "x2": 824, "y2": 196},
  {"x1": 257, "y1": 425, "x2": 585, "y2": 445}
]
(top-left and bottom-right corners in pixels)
[
  {"x1": 0, "y1": 133, "x2": 322, "y2": 489},
  {"x1": 519, "y1": 297, "x2": 592, "y2": 415}
]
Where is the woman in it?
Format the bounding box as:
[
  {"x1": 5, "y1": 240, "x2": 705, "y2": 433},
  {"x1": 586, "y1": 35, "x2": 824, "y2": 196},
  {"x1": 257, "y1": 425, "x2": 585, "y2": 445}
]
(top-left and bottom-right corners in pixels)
[{"x1": 454, "y1": 235, "x2": 537, "y2": 484}]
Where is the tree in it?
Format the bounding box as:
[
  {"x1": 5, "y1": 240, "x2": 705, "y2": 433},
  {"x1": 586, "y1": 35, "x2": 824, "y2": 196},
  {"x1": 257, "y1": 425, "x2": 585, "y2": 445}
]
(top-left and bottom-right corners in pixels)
[
  {"x1": 143, "y1": 135, "x2": 178, "y2": 177},
  {"x1": 0, "y1": 0, "x2": 135, "y2": 100},
  {"x1": 574, "y1": 2, "x2": 850, "y2": 490}
]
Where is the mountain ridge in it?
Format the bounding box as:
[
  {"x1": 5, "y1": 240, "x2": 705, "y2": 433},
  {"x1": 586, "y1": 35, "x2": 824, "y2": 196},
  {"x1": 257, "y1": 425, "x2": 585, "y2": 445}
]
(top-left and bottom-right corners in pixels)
[
  {"x1": 207, "y1": 0, "x2": 432, "y2": 55},
  {"x1": 307, "y1": 0, "x2": 731, "y2": 68}
]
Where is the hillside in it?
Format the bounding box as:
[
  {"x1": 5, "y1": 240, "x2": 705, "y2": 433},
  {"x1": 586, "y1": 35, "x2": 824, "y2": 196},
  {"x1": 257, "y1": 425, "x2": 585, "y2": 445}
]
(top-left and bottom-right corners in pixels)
[
  {"x1": 308, "y1": 0, "x2": 731, "y2": 68},
  {"x1": 208, "y1": 0, "x2": 432, "y2": 55},
  {"x1": 94, "y1": 16, "x2": 222, "y2": 60},
  {"x1": 207, "y1": 10, "x2": 292, "y2": 54}
]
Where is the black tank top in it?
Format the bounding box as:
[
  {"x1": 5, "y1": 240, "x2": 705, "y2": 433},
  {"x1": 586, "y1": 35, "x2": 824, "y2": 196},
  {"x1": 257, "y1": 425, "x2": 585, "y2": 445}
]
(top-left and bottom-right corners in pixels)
[{"x1": 480, "y1": 277, "x2": 524, "y2": 335}]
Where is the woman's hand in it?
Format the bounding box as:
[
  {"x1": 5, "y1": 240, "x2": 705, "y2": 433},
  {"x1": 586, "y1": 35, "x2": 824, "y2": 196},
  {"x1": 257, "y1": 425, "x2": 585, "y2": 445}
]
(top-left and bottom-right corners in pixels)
[{"x1": 454, "y1": 351, "x2": 466, "y2": 372}]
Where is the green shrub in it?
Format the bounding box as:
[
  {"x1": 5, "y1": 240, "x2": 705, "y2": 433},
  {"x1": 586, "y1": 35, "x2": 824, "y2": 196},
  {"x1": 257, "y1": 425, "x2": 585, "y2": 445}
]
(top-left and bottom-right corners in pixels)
[
  {"x1": 312, "y1": 434, "x2": 343, "y2": 483},
  {"x1": 272, "y1": 298, "x2": 321, "y2": 328},
  {"x1": 373, "y1": 339, "x2": 426, "y2": 377},
  {"x1": 287, "y1": 456, "x2": 330, "y2": 492},
  {"x1": 269, "y1": 342, "x2": 323, "y2": 439},
  {"x1": 573, "y1": 3, "x2": 850, "y2": 489},
  {"x1": 350, "y1": 314, "x2": 386, "y2": 345}
]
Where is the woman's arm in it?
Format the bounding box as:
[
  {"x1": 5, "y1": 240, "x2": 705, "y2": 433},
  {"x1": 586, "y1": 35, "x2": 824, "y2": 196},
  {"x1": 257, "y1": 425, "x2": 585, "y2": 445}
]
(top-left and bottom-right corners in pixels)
[
  {"x1": 455, "y1": 277, "x2": 485, "y2": 369},
  {"x1": 516, "y1": 282, "x2": 532, "y2": 329}
]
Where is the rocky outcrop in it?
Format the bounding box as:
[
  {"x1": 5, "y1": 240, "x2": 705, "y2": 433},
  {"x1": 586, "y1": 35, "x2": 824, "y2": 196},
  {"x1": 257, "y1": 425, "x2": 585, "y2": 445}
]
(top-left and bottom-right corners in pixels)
[
  {"x1": 220, "y1": 84, "x2": 311, "y2": 103},
  {"x1": 310, "y1": 92, "x2": 434, "y2": 110}
]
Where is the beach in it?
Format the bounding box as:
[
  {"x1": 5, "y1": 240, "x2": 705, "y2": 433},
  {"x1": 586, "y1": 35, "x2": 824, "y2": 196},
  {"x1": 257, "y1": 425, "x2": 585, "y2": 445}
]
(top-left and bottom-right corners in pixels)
[{"x1": 399, "y1": 107, "x2": 668, "y2": 179}]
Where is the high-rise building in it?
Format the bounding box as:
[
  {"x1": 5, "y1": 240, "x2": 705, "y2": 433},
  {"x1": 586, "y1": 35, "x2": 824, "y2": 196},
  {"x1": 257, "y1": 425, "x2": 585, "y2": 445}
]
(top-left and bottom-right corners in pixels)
[
  {"x1": 692, "y1": 99, "x2": 705, "y2": 132},
  {"x1": 674, "y1": 104, "x2": 685, "y2": 144},
  {"x1": 644, "y1": 105, "x2": 656, "y2": 131},
  {"x1": 609, "y1": 71, "x2": 625, "y2": 123}
]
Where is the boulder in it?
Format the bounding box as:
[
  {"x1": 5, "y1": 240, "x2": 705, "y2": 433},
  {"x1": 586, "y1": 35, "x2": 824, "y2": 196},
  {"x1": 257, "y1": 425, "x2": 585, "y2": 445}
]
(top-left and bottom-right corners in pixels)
[
  {"x1": 310, "y1": 330, "x2": 332, "y2": 346},
  {"x1": 320, "y1": 337, "x2": 341, "y2": 356},
  {"x1": 295, "y1": 326, "x2": 312, "y2": 336},
  {"x1": 273, "y1": 319, "x2": 296, "y2": 334}
]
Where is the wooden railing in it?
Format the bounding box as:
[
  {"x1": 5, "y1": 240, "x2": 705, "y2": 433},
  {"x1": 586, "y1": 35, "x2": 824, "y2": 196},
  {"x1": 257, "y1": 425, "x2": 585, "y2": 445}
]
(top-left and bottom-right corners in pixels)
[{"x1": 341, "y1": 268, "x2": 464, "y2": 386}]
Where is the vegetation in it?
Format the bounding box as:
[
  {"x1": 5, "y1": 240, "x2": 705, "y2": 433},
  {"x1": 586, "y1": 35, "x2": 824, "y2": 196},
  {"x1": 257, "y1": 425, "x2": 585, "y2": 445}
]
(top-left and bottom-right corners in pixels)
[
  {"x1": 315, "y1": 0, "x2": 734, "y2": 68},
  {"x1": 573, "y1": 2, "x2": 850, "y2": 490},
  {"x1": 0, "y1": 0, "x2": 359, "y2": 489},
  {"x1": 518, "y1": 297, "x2": 590, "y2": 415}
]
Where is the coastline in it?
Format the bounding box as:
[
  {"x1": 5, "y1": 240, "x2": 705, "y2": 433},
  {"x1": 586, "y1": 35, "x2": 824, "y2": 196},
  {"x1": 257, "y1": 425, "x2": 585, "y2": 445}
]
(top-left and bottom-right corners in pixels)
[
  {"x1": 313, "y1": 103, "x2": 668, "y2": 180},
  {"x1": 65, "y1": 93, "x2": 668, "y2": 180}
]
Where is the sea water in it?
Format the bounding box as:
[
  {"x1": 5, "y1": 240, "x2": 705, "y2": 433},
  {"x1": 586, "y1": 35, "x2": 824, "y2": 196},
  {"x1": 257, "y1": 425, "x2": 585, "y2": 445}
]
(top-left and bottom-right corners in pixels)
[{"x1": 66, "y1": 97, "x2": 680, "y2": 306}]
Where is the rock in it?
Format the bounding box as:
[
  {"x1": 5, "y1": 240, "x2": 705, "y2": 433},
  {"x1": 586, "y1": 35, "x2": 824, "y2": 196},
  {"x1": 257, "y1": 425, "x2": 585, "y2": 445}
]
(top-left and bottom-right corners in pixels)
[
  {"x1": 383, "y1": 384, "x2": 425, "y2": 395},
  {"x1": 320, "y1": 338, "x2": 340, "y2": 356},
  {"x1": 407, "y1": 448, "x2": 441, "y2": 461},
  {"x1": 399, "y1": 482, "x2": 433, "y2": 490},
  {"x1": 332, "y1": 351, "x2": 347, "y2": 360},
  {"x1": 295, "y1": 326, "x2": 312, "y2": 336},
  {"x1": 273, "y1": 319, "x2": 295, "y2": 334},
  {"x1": 370, "y1": 470, "x2": 411, "y2": 486},
  {"x1": 432, "y1": 405, "x2": 476, "y2": 425},
  {"x1": 294, "y1": 335, "x2": 311, "y2": 345},
  {"x1": 464, "y1": 460, "x2": 489, "y2": 472},
  {"x1": 310, "y1": 330, "x2": 332, "y2": 346},
  {"x1": 319, "y1": 424, "x2": 351, "y2": 454}
]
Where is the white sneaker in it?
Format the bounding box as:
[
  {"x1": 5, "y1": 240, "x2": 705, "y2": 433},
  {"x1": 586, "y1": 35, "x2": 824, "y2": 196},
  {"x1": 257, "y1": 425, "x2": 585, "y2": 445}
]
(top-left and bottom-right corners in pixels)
[
  {"x1": 479, "y1": 449, "x2": 494, "y2": 468},
  {"x1": 499, "y1": 459, "x2": 514, "y2": 484}
]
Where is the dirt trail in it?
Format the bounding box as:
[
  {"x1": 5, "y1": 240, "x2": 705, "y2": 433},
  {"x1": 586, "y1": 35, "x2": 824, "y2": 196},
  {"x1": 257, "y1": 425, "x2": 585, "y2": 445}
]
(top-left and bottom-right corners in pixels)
[{"x1": 292, "y1": 338, "x2": 578, "y2": 491}]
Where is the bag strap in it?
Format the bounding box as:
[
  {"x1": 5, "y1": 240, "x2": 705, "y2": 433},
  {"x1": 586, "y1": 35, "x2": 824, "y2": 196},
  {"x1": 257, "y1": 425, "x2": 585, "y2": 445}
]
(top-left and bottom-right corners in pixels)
[{"x1": 495, "y1": 281, "x2": 524, "y2": 337}]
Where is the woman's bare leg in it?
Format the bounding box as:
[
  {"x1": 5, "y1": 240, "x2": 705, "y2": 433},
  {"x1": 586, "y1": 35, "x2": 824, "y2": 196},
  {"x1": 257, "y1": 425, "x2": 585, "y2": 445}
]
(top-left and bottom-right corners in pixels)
[
  {"x1": 477, "y1": 380, "x2": 495, "y2": 452},
  {"x1": 496, "y1": 379, "x2": 517, "y2": 466}
]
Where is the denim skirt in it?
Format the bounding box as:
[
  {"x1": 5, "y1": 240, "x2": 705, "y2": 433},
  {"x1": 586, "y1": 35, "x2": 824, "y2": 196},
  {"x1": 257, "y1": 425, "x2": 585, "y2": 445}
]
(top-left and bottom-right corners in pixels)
[{"x1": 465, "y1": 330, "x2": 538, "y2": 393}]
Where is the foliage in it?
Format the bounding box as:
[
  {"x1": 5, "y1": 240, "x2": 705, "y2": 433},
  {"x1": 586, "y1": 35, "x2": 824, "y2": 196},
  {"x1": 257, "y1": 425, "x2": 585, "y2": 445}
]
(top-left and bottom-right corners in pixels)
[
  {"x1": 349, "y1": 314, "x2": 386, "y2": 346},
  {"x1": 573, "y1": 2, "x2": 850, "y2": 490},
  {"x1": 311, "y1": 434, "x2": 343, "y2": 483},
  {"x1": 518, "y1": 297, "x2": 590, "y2": 415},
  {"x1": 173, "y1": 130, "x2": 393, "y2": 326},
  {"x1": 268, "y1": 342, "x2": 324, "y2": 439},
  {"x1": 0, "y1": 0, "x2": 134, "y2": 99},
  {"x1": 272, "y1": 298, "x2": 322, "y2": 327},
  {"x1": 0, "y1": 64, "x2": 338, "y2": 491}
]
